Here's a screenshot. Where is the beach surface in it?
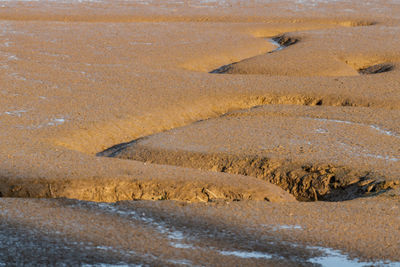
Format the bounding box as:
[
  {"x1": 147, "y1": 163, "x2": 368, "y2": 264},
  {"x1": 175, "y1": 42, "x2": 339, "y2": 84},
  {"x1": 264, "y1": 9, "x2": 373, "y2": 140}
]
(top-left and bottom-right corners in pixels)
[{"x1": 0, "y1": 0, "x2": 400, "y2": 265}]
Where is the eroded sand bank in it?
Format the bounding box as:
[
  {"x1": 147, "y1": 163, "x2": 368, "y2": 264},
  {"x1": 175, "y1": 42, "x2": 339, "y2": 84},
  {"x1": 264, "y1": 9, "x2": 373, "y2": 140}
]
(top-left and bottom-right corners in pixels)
[{"x1": 0, "y1": 0, "x2": 400, "y2": 265}]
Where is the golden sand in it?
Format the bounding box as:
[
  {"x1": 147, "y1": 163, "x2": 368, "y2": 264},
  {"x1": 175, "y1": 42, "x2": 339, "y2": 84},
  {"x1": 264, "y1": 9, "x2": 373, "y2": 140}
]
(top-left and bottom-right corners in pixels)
[{"x1": 0, "y1": 0, "x2": 399, "y2": 265}]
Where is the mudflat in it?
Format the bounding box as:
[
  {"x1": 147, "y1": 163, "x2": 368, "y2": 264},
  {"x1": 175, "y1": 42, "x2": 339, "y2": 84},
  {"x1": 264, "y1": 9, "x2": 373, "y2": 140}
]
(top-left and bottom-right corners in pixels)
[{"x1": 0, "y1": 0, "x2": 399, "y2": 265}]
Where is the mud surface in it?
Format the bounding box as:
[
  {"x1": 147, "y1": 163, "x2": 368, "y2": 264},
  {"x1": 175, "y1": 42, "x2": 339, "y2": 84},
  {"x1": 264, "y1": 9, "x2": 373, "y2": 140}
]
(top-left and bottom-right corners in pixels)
[
  {"x1": 1, "y1": 197, "x2": 400, "y2": 265},
  {"x1": 1, "y1": 0, "x2": 400, "y2": 265},
  {"x1": 105, "y1": 105, "x2": 400, "y2": 201}
]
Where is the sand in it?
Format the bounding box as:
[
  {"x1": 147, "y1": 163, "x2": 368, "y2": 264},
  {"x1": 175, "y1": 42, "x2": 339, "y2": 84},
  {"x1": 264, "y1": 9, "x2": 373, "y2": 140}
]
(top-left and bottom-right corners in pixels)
[{"x1": 0, "y1": 0, "x2": 400, "y2": 265}]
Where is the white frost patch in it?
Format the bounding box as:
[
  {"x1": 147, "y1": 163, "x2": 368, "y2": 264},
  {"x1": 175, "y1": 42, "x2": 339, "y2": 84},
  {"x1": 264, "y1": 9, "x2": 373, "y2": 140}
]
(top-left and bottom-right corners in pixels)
[
  {"x1": 315, "y1": 128, "x2": 328, "y2": 134},
  {"x1": 369, "y1": 125, "x2": 400, "y2": 138},
  {"x1": 311, "y1": 118, "x2": 354, "y2": 125},
  {"x1": 46, "y1": 117, "x2": 66, "y2": 126},
  {"x1": 4, "y1": 110, "x2": 28, "y2": 117},
  {"x1": 166, "y1": 259, "x2": 194, "y2": 266},
  {"x1": 363, "y1": 153, "x2": 399, "y2": 162},
  {"x1": 274, "y1": 225, "x2": 302, "y2": 230},
  {"x1": 130, "y1": 42, "x2": 153, "y2": 45},
  {"x1": 309, "y1": 246, "x2": 400, "y2": 267},
  {"x1": 261, "y1": 224, "x2": 303, "y2": 231},
  {"x1": 169, "y1": 242, "x2": 195, "y2": 249},
  {"x1": 9, "y1": 73, "x2": 27, "y2": 80},
  {"x1": 95, "y1": 203, "x2": 188, "y2": 243},
  {"x1": 16, "y1": 117, "x2": 67, "y2": 129},
  {"x1": 307, "y1": 117, "x2": 400, "y2": 139},
  {"x1": 7, "y1": 55, "x2": 18, "y2": 61},
  {"x1": 336, "y1": 141, "x2": 399, "y2": 162},
  {"x1": 66, "y1": 201, "x2": 400, "y2": 266},
  {"x1": 218, "y1": 250, "x2": 273, "y2": 259},
  {"x1": 166, "y1": 230, "x2": 185, "y2": 240}
]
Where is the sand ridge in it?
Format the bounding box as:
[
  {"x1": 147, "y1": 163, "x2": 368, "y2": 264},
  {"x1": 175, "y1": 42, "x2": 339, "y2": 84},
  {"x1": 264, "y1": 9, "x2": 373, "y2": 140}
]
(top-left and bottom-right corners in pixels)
[{"x1": 104, "y1": 105, "x2": 400, "y2": 201}]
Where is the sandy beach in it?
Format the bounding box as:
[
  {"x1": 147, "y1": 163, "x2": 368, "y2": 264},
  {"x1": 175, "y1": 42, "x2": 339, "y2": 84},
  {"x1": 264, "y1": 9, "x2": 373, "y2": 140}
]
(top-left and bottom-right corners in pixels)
[{"x1": 0, "y1": 0, "x2": 399, "y2": 265}]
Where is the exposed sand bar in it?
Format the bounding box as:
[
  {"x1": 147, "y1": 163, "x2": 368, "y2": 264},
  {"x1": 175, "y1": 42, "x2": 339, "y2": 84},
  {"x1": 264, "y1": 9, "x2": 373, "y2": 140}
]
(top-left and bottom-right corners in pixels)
[{"x1": 0, "y1": 0, "x2": 400, "y2": 265}]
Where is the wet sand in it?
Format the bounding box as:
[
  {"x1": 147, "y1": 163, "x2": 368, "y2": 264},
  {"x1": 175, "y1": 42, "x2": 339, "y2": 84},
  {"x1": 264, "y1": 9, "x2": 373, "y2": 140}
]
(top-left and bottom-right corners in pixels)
[{"x1": 0, "y1": 0, "x2": 400, "y2": 265}]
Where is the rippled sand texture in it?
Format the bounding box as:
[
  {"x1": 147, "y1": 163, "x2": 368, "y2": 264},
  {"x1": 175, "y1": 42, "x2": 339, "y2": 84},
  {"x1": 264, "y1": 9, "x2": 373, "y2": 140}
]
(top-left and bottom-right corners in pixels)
[{"x1": 0, "y1": 0, "x2": 400, "y2": 265}]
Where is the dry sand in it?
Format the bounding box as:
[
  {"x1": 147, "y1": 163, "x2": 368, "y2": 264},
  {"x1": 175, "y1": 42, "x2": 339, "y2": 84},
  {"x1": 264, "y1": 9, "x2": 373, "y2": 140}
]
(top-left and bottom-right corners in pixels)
[{"x1": 0, "y1": 0, "x2": 400, "y2": 265}]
